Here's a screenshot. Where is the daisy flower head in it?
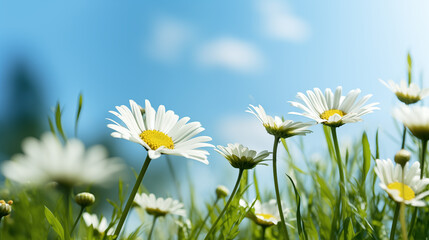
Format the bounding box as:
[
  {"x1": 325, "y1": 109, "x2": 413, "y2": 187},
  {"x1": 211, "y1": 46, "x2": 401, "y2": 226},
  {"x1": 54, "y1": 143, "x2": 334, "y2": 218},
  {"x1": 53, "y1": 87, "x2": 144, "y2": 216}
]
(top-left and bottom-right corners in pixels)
[
  {"x1": 134, "y1": 193, "x2": 186, "y2": 218},
  {"x1": 240, "y1": 199, "x2": 289, "y2": 227},
  {"x1": 246, "y1": 104, "x2": 313, "y2": 138},
  {"x1": 374, "y1": 159, "x2": 429, "y2": 207},
  {"x1": 289, "y1": 86, "x2": 379, "y2": 127},
  {"x1": 1, "y1": 133, "x2": 122, "y2": 188},
  {"x1": 380, "y1": 79, "x2": 429, "y2": 105},
  {"x1": 83, "y1": 213, "x2": 114, "y2": 236},
  {"x1": 215, "y1": 143, "x2": 270, "y2": 170},
  {"x1": 393, "y1": 105, "x2": 429, "y2": 141},
  {"x1": 107, "y1": 99, "x2": 213, "y2": 164}
]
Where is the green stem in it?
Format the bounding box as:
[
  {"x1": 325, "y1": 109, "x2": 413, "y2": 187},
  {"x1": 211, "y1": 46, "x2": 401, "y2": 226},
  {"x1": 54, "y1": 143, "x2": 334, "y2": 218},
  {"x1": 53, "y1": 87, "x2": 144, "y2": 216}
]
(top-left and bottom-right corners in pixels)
[
  {"x1": 272, "y1": 137, "x2": 289, "y2": 240},
  {"x1": 113, "y1": 155, "x2": 152, "y2": 239},
  {"x1": 331, "y1": 127, "x2": 346, "y2": 220},
  {"x1": 401, "y1": 126, "x2": 407, "y2": 149},
  {"x1": 420, "y1": 140, "x2": 427, "y2": 179},
  {"x1": 148, "y1": 215, "x2": 158, "y2": 240},
  {"x1": 194, "y1": 198, "x2": 219, "y2": 239},
  {"x1": 407, "y1": 139, "x2": 427, "y2": 237},
  {"x1": 204, "y1": 169, "x2": 244, "y2": 240},
  {"x1": 390, "y1": 203, "x2": 400, "y2": 240},
  {"x1": 62, "y1": 187, "x2": 72, "y2": 240},
  {"x1": 261, "y1": 226, "x2": 266, "y2": 240},
  {"x1": 70, "y1": 207, "x2": 85, "y2": 235}
]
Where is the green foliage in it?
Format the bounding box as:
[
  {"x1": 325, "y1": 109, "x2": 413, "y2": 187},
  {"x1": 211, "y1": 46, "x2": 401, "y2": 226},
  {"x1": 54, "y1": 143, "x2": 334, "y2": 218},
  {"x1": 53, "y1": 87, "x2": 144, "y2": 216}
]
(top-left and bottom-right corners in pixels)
[{"x1": 45, "y1": 206, "x2": 65, "y2": 240}]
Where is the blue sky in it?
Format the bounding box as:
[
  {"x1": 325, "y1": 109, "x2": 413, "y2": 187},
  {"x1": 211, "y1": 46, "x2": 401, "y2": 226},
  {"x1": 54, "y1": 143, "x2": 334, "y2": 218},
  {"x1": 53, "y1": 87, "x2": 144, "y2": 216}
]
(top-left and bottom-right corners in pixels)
[{"x1": 1, "y1": 0, "x2": 429, "y2": 208}]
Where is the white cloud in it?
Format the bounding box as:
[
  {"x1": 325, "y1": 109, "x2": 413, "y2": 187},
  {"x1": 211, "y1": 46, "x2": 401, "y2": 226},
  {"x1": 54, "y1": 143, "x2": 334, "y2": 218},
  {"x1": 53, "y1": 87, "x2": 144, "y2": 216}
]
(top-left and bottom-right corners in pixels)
[
  {"x1": 257, "y1": 0, "x2": 310, "y2": 42},
  {"x1": 216, "y1": 115, "x2": 272, "y2": 152},
  {"x1": 196, "y1": 37, "x2": 264, "y2": 73},
  {"x1": 146, "y1": 17, "x2": 193, "y2": 62}
]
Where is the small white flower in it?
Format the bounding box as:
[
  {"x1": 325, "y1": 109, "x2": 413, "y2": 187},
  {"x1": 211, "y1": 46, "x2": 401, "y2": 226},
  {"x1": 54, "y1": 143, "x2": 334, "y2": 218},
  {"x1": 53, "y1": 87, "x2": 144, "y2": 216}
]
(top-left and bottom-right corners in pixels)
[
  {"x1": 240, "y1": 199, "x2": 289, "y2": 227},
  {"x1": 247, "y1": 104, "x2": 313, "y2": 138},
  {"x1": 380, "y1": 79, "x2": 429, "y2": 104},
  {"x1": 393, "y1": 105, "x2": 429, "y2": 141},
  {"x1": 134, "y1": 193, "x2": 186, "y2": 217},
  {"x1": 374, "y1": 159, "x2": 429, "y2": 207},
  {"x1": 83, "y1": 213, "x2": 114, "y2": 235},
  {"x1": 215, "y1": 143, "x2": 270, "y2": 169},
  {"x1": 289, "y1": 86, "x2": 379, "y2": 127},
  {"x1": 2, "y1": 133, "x2": 122, "y2": 187},
  {"x1": 107, "y1": 99, "x2": 213, "y2": 163}
]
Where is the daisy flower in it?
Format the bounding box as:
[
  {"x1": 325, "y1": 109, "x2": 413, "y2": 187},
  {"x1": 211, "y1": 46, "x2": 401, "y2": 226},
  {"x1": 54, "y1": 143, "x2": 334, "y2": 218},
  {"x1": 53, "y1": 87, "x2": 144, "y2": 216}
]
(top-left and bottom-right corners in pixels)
[
  {"x1": 107, "y1": 99, "x2": 213, "y2": 163},
  {"x1": 215, "y1": 143, "x2": 270, "y2": 170},
  {"x1": 374, "y1": 159, "x2": 429, "y2": 207},
  {"x1": 380, "y1": 79, "x2": 429, "y2": 105},
  {"x1": 1, "y1": 133, "x2": 122, "y2": 187},
  {"x1": 289, "y1": 86, "x2": 379, "y2": 127},
  {"x1": 0, "y1": 200, "x2": 12, "y2": 219},
  {"x1": 246, "y1": 104, "x2": 313, "y2": 138},
  {"x1": 134, "y1": 193, "x2": 186, "y2": 217},
  {"x1": 240, "y1": 199, "x2": 289, "y2": 227},
  {"x1": 83, "y1": 213, "x2": 114, "y2": 236},
  {"x1": 393, "y1": 105, "x2": 429, "y2": 141}
]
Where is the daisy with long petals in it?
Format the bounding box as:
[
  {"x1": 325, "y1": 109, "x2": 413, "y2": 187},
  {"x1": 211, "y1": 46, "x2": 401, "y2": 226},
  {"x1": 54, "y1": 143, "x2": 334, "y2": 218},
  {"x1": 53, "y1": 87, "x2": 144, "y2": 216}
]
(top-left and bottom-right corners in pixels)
[
  {"x1": 2, "y1": 133, "x2": 122, "y2": 188},
  {"x1": 289, "y1": 86, "x2": 379, "y2": 127},
  {"x1": 134, "y1": 193, "x2": 186, "y2": 217},
  {"x1": 134, "y1": 193, "x2": 185, "y2": 240},
  {"x1": 240, "y1": 199, "x2": 289, "y2": 227},
  {"x1": 83, "y1": 213, "x2": 114, "y2": 236},
  {"x1": 374, "y1": 159, "x2": 429, "y2": 207},
  {"x1": 380, "y1": 79, "x2": 429, "y2": 105},
  {"x1": 215, "y1": 143, "x2": 270, "y2": 170},
  {"x1": 393, "y1": 105, "x2": 429, "y2": 141},
  {"x1": 108, "y1": 99, "x2": 212, "y2": 238},
  {"x1": 108, "y1": 99, "x2": 213, "y2": 163},
  {"x1": 247, "y1": 104, "x2": 313, "y2": 138}
]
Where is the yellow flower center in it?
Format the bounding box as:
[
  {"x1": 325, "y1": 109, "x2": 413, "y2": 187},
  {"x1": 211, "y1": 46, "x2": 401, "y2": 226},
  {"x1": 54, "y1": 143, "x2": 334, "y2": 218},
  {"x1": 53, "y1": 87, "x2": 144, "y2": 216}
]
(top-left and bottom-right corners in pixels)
[
  {"x1": 320, "y1": 109, "x2": 346, "y2": 120},
  {"x1": 140, "y1": 130, "x2": 174, "y2": 150},
  {"x1": 387, "y1": 182, "x2": 415, "y2": 201},
  {"x1": 256, "y1": 213, "x2": 276, "y2": 220}
]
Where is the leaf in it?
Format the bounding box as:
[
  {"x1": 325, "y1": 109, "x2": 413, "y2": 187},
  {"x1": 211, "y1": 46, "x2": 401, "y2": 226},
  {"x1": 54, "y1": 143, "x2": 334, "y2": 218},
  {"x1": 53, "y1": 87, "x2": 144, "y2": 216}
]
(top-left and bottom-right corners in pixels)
[
  {"x1": 286, "y1": 174, "x2": 308, "y2": 240},
  {"x1": 44, "y1": 206, "x2": 64, "y2": 240},
  {"x1": 74, "y1": 93, "x2": 83, "y2": 137},
  {"x1": 253, "y1": 170, "x2": 260, "y2": 201},
  {"x1": 48, "y1": 117, "x2": 56, "y2": 136},
  {"x1": 55, "y1": 102, "x2": 67, "y2": 142},
  {"x1": 407, "y1": 52, "x2": 412, "y2": 85},
  {"x1": 362, "y1": 131, "x2": 371, "y2": 182}
]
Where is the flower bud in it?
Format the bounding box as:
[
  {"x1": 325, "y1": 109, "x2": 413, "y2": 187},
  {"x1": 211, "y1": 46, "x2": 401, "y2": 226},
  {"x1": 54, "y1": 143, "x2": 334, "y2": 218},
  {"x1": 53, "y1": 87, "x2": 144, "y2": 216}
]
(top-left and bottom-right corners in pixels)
[
  {"x1": 75, "y1": 192, "x2": 95, "y2": 207},
  {"x1": 395, "y1": 149, "x2": 411, "y2": 167},
  {"x1": 215, "y1": 185, "x2": 229, "y2": 199},
  {"x1": 0, "y1": 200, "x2": 12, "y2": 217}
]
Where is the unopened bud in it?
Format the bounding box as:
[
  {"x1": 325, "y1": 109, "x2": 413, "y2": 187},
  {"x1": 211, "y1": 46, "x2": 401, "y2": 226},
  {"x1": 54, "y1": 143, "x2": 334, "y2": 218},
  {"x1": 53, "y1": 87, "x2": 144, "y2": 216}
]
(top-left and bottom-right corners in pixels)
[
  {"x1": 75, "y1": 192, "x2": 95, "y2": 207},
  {"x1": 395, "y1": 149, "x2": 411, "y2": 167},
  {"x1": 0, "y1": 200, "x2": 12, "y2": 217},
  {"x1": 215, "y1": 185, "x2": 229, "y2": 199}
]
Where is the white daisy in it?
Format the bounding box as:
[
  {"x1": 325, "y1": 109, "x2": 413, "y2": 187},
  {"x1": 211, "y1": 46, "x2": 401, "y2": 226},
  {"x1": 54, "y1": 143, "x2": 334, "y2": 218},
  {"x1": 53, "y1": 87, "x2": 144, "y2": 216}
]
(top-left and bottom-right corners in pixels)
[
  {"x1": 107, "y1": 99, "x2": 213, "y2": 164},
  {"x1": 1, "y1": 133, "x2": 122, "y2": 187},
  {"x1": 380, "y1": 79, "x2": 429, "y2": 104},
  {"x1": 393, "y1": 105, "x2": 429, "y2": 141},
  {"x1": 246, "y1": 104, "x2": 313, "y2": 138},
  {"x1": 215, "y1": 143, "x2": 270, "y2": 170},
  {"x1": 83, "y1": 213, "x2": 114, "y2": 236},
  {"x1": 240, "y1": 199, "x2": 289, "y2": 227},
  {"x1": 289, "y1": 86, "x2": 379, "y2": 127},
  {"x1": 374, "y1": 159, "x2": 429, "y2": 207},
  {"x1": 134, "y1": 193, "x2": 186, "y2": 217}
]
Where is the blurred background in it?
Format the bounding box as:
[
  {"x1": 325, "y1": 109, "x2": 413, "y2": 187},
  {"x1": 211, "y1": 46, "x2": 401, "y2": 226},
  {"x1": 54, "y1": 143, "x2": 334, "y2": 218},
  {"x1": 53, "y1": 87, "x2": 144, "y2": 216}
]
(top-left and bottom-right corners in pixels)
[{"x1": 1, "y1": 0, "x2": 429, "y2": 231}]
